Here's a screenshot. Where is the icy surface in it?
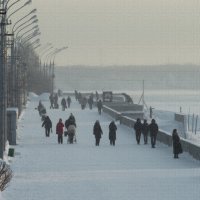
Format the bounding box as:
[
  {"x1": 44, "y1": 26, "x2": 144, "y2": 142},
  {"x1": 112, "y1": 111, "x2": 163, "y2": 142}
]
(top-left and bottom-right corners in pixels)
[{"x1": 3, "y1": 96, "x2": 200, "y2": 200}]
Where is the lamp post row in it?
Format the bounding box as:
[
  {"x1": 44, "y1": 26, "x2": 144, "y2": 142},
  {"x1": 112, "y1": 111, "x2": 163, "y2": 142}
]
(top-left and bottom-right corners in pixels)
[
  {"x1": 0, "y1": 0, "x2": 68, "y2": 158},
  {"x1": 0, "y1": 0, "x2": 56, "y2": 158}
]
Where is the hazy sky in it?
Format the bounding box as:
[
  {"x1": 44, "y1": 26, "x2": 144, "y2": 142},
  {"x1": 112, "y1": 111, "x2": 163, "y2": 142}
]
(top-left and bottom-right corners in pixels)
[{"x1": 12, "y1": 0, "x2": 200, "y2": 66}]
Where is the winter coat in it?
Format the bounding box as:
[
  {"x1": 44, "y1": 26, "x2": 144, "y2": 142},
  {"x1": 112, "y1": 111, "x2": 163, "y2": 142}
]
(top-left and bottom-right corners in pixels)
[
  {"x1": 148, "y1": 122, "x2": 158, "y2": 137},
  {"x1": 67, "y1": 97, "x2": 71, "y2": 104},
  {"x1": 142, "y1": 122, "x2": 149, "y2": 135},
  {"x1": 42, "y1": 117, "x2": 52, "y2": 129},
  {"x1": 56, "y1": 122, "x2": 64, "y2": 135},
  {"x1": 61, "y1": 98, "x2": 67, "y2": 107},
  {"x1": 65, "y1": 116, "x2": 76, "y2": 129},
  {"x1": 93, "y1": 122, "x2": 103, "y2": 139},
  {"x1": 172, "y1": 132, "x2": 182, "y2": 154},
  {"x1": 109, "y1": 122, "x2": 117, "y2": 140},
  {"x1": 134, "y1": 121, "x2": 142, "y2": 133}
]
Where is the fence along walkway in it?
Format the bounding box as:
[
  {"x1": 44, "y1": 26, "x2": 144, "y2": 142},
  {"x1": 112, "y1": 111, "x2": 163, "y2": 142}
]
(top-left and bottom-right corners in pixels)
[{"x1": 4, "y1": 97, "x2": 200, "y2": 200}]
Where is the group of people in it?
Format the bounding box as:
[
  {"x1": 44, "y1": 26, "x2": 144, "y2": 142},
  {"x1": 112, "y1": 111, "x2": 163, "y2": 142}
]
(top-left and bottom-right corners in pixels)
[
  {"x1": 93, "y1": 120, "x2": 117, "y2": 146},
  {"x1": 61, "y1": 96, "x2": 72, "y2": 111},
  {"x1": 134, "y1": 118, "x2": 158, "y2": 148},
  {"x1": 134, "y1": 118, "x2": 183, "y2": 158},
  {"x1": 55, "y1": 113, "x2": 77, "y2": 144},
  {"x1": 42, "y1": 113, "x2": 76, "y2": 144},
  {"x1": 42, "y1": 94, "x2": 183, "y2": 159}
]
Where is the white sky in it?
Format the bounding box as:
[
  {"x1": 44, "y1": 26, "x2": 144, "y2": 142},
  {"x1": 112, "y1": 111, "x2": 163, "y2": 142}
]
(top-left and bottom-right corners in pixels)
[{"x1": 11, "y1": 0, "x2": 200, "y2": 66}]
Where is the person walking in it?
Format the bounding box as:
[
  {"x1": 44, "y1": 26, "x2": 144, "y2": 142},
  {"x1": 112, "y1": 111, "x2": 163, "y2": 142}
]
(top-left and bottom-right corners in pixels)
[
  {"x1": 172, "y1": 129, "x2": 183, "y2": 158},
  {"x1": 61, "y1": 98, "x2": 67, "y2": 111},
  {"x1": 109, "y1": 121, "x2": 117, "y2": 146},
  {"x1": 88, "y1": 95, "x2": 94, "y2": 110},
  {"x1": 65, "y1": 113, "x2": 76, "y2": 129},
  {"x1": 97, "y1": 99, "x2": 103, "y2": 115},
  {"x1": 49, "y1": 93, "x2": 54, "y2": 109},
  {"x1": 142, "y1": 119, "x2": 149, "y2": 144},
  {"x1": 93, "y1": 120, "x2": 103, "y2": 146},
  {"x1": 56, "y1": 118, "x2": 64, "y2": 144},
  {"x1": 134, "y1": 118, "x2": 143, "y2": 144},
  {"x1": 42, "y1": 116, "x2": 52, "y2": 137},
  {"x1": 67, "y1": 96, "x2": 72, "y2": 108},
  {"x1": 149, "y1": 119, "x2": 159, "y2": 148}
]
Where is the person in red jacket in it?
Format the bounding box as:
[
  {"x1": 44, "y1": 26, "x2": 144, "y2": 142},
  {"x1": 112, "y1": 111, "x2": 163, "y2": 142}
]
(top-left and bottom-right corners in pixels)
[{"x1": 56, "y1": 118, "x2": 64, "y2": 144}]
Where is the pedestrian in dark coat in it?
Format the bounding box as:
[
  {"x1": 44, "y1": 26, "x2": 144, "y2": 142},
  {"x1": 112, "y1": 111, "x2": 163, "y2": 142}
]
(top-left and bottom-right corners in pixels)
[
  {"x1": 172, "y1": 129, "x2": 182, "y2": 158},
  {"x1": 54, "y1": 93, "x2": 59, "y2": 109},
  {"x1": 42, "y1": 116, "x2": 52, "y2": 137},
  {"x1": 56, "y1": 118, "x2": 64, "y2": 144},
  {"x1": 109, "y1": 121, "x2": 117, "y2": 146},
  {"x1": 97, "y1": 99, "x2": 103, "y2": 115},
  {"x1": 134, "y1": 118, "x2": 142, "y2": 144},
  {"x1": 142, "y1": 119, "x2": 149, "y2": 144},
  {"x1": 49, "y1": 93, "x2": 54, "y2": 109},
  {"x1": 148, "y1": 119, "x2": 158, "y2": 148},
  {"x1": 93, "y1": 120, "x2": 103, "y2": 146},
  {"x1": 65, "y1": 113, "x2": 77, "y2": 129},
  {"x1": 61, "y1": 98, "x2": 67, "y2": 111},
  {"x1": 88, "y1": 95, "x2": 94, "y2": 110},
  {"x1": 67, "y1": 96, "x2": 72, "y2": 108}
]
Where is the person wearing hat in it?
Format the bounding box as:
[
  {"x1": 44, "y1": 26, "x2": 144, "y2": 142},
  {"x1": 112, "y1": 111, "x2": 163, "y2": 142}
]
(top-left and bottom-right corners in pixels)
[{"x1": 56, "y1": 118, "x2": 64, "y2": 144}]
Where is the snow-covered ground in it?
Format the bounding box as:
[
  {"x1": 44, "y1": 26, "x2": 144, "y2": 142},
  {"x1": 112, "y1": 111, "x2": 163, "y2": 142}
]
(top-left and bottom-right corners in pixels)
[{"x1": 2, "y1": 95, "x2": 200, "y2": 200}]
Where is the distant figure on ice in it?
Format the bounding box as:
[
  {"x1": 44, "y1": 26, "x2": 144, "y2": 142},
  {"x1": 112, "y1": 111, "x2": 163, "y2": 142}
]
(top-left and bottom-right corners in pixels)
[
  {"x1": 56, "y1": 118, "x2": 64, "y2": 144},
  {"x1": 61, "y1": 98, "x2": 67, "y2": 111},
  {"x1": 142, "y1": 119, "x2": 149, "y2": 144},
  {"x1": 149, "y1": 119, "x2": 158, "y2": 148},
  {"x1": 172, "y1": 129, "x2": 183, "y2": 158},
  {"x1": 97, "y1": 99, "x2": 103, "y2": 115},
  {"x1": 109, "y1": 121, "x2": 117, "y2": 146},
  {"x1": 134, "y1": 118, "x2": 142, "y2": 144},
  {"x1": 67, "y1": 96, "x2": 72, "y2": 108},
  {"x1": 42, "y1": 116, "x2": 52, "y2": 137},
  {"x1": 93, "y1": 120, "x2": 103, "y2": 146}
]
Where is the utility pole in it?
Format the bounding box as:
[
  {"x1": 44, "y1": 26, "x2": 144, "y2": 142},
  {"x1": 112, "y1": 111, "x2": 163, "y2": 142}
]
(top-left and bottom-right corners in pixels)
[
  {"x1": 0, "y1": 0, "x2": 7, "y2": 158},
  {"x1": 138, "y1": 80, "x2": 148, "y2": 110}
]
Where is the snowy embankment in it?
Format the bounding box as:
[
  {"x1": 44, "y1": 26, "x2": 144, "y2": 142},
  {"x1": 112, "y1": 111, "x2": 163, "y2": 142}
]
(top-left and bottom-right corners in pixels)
[{"x1": 2, "y1": 93, "x2": 200, "y2": 200}]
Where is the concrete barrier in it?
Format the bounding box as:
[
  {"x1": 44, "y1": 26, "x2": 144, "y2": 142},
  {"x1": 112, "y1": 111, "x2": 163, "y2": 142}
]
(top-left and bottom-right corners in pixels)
[{"x1": 102, "y1": 105, "x2": 121, "y2": 121}]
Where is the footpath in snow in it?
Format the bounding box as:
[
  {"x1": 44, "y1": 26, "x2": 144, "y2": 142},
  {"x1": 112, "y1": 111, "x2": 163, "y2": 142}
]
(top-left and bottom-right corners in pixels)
[{"x1": 3, "y1": 95, "x2": 200, "y2": 200}]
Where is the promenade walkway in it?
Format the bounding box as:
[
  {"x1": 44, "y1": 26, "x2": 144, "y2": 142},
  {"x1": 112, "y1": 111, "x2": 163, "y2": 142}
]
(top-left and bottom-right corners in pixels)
[{"x1": 3, "y1": 96, "x2": 200, "y2": 200}]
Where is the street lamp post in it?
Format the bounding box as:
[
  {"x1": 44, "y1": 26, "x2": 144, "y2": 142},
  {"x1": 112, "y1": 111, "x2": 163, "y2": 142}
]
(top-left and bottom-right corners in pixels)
[{"x1": 0, "y1": 0, "x2": 7, "y2": 158}]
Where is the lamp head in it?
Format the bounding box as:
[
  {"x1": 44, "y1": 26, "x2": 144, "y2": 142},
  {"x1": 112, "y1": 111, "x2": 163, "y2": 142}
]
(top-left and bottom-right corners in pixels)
[
  {"x1": 30, "y1": 9, "x2": 37, "y2": 14},
  {"x1": 24, "y1": 0, "x2": 32, "y2": 6}
]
